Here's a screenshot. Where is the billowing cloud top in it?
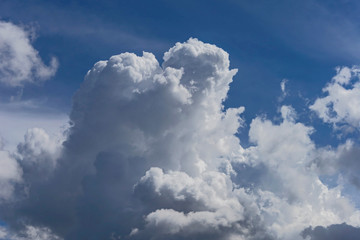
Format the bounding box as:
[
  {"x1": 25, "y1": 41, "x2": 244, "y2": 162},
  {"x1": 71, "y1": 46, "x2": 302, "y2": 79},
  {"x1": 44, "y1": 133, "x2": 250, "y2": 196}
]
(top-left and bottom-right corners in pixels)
[{"x1": 0, "y1": 38, "x2": 360, "y2": 240}]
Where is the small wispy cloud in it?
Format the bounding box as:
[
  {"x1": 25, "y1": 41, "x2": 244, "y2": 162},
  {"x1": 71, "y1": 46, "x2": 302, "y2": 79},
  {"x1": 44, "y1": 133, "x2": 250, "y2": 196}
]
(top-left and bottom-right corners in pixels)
[{"x1": 278, "y1": 78, "x2": 288, "y2": 102}]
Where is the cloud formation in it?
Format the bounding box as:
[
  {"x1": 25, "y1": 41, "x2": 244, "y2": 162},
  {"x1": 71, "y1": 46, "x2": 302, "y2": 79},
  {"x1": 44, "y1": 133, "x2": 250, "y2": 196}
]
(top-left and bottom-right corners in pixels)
[
  {"x1": 0, "y1": 38, "x2": 360, "y2": 240},
  {"x1": 0, "y1": 147, "x2": 21, "y2": 201},
  {"x1": 0, "y1": 225, "x2": 62, "y2": 240},
  {"x1": 301, "y1": 223, "x2": 360, "y2": 240},
  {"x1": 310, "y1": 66, "x2": 360, "y2": 130},
  {"x1": 0, "y1": 21, "x2": 58, "y2": 87}
]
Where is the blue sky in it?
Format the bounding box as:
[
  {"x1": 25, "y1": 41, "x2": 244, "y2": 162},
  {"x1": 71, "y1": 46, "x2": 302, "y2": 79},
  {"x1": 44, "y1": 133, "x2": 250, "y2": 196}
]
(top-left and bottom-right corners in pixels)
[
  {"x1": 0, "y1": 0, "x2": 354, "y2": 104},
  {"x1": 1, "y1": 1, "x2": 360, "y2": 240},
  {"x1": 1, "y1": 0, "x2": 360, "y2": 146}
]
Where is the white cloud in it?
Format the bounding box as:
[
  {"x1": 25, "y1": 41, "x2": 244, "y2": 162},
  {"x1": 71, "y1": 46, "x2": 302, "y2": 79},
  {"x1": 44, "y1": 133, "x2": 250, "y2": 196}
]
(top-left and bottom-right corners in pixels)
[
  {"x1": 0, "y1": 148, "x2": 21, "y2": 201},
  {"x1": 0, "y1": 38, "x2": 249, "y2": 240},
  {"x1": 0, "y1": 21, "x2": 58, "y2": 87},
  {"x1": 246, "y1": 107, "x2": 360, "y2": 239},
  {"x1": 278, "y1": 79, "x2": 289, "y2": 102},
  {"x1": 0, "y1": 105, "x2": 68, "y2": 151},
  {"x1": 280, "y1": 79, "x2": 287, "y2": 93},
  {"x1": 310, "y1": 66, "x2": 360, "y2": 130},
  {"x1": 16, "y1": 128, "x2": 63, "y2": 180},
  {"x1": 0, "y1": 126, "x2": 62, "y2": 203},
  {"x1": 134, "y1": 167, "x2": 271, "y2": 239},
  {"x1": 0, "y1": 38, "x2": 359, "y2": 240},
  {"x1": 0, "y1": 225, "x2": 62, "y2": 240}
]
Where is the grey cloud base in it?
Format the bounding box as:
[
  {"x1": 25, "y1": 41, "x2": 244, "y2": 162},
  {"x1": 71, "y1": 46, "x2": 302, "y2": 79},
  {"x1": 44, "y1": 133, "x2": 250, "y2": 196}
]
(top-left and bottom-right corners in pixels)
[
  {"x1": 301, "y1": 223, "x2": 360, "y2": 240},
  {"x1": 1, "y1": 38, "x2": 360, "y2": 240}
]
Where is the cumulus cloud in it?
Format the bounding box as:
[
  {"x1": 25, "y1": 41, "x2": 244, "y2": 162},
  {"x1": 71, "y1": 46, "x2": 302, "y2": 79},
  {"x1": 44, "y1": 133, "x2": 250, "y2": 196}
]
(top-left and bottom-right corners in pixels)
[
  {"x1": 0, "y1": 147, "x2": 22, "y2": 201},
  {"x1": 0, "y1": 38, "x2": 251, "y2": 240},
  {"x1": 0, "y1": 38, "x2": 359, "y2": 240},
  {"x1": 0, "y1": 104, "x2": 68, "y2": 151},
  {"x1": 310, "y1": 66, "x2": 360, "y2": 130},
  {"x1": 310, "y1": 140, "x2": 360, "y2": 193},
  {"x1": 308, "y1": 66, "x2": 360, "y2": 192},
  {"x1": 133, "y1": 167, "x2": 273, "y2": 240},
  {"x1": 16, "y1": 128, "x2": 63, "y2": 182},
  {"x1": 0, "y1": 21, "x2": 58, "y2": 87},
  {"x1": 245, "y1": 106, "x2": 360, "y2": 239}
]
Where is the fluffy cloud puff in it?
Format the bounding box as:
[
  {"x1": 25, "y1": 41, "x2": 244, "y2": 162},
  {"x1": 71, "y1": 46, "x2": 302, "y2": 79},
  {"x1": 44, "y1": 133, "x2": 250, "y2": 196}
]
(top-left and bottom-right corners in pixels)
[
  {"x1": 0, "y1": 38, "x2": 360, "y2": 240},
  {"x1": 310, "y1": 66, "x2": 360, "y2": 130},
  {"x1": 133, "y1": 168, "x2": 273, "y2": 240},
  {"x1": 0, "y1": 21, "x2": 58, "y2": 86}
]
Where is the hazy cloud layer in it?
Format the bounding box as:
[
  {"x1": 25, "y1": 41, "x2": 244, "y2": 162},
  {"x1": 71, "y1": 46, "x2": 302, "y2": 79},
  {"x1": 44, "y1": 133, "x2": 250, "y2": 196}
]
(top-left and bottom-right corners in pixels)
[
  {"x1": 0, "y1": 21, "x2": 58, "y2": 87},
  {"x1": 0, "y1": 39, "x2": 360, "y2": 240}
]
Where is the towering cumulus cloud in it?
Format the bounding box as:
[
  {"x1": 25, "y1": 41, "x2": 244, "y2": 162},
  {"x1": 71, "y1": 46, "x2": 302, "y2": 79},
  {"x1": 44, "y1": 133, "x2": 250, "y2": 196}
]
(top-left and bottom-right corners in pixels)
[{"x1": 0, "y1": 39, "x2": 359, "y2": 240}]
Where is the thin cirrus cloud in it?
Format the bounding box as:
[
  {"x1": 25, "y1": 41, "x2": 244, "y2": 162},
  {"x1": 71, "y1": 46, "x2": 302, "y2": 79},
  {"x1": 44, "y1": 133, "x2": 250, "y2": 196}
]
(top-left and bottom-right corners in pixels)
[
  {"x1": 235, "y1": 0, "x2": 360, "y2": 62},
  {"x1": 0, "y1": 20, "x2": 58, "y2": 87},
  {"x1": 1, "y1": 36, "x2": 360, "y2": 240}
]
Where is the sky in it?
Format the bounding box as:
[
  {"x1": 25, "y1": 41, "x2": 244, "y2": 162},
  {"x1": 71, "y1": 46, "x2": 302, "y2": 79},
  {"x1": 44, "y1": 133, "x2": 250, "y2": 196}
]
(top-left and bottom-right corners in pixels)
[{"x1": 0, "y1": 0, "x2": 360, "y2": 239}]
